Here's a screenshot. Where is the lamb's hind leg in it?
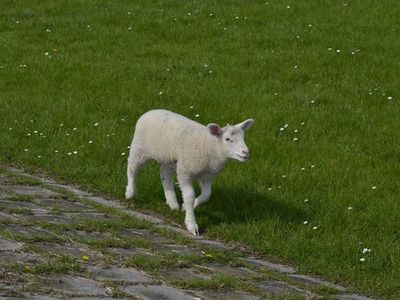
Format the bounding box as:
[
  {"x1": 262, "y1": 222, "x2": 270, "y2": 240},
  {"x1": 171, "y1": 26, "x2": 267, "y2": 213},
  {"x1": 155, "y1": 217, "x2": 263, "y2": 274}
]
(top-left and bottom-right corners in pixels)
[
  {"x1": 160, "y1": 163, "x2": 179, "y2": 210},
  {"x1": 125, "y1": 149, "x2": 147, "y2": 199}
]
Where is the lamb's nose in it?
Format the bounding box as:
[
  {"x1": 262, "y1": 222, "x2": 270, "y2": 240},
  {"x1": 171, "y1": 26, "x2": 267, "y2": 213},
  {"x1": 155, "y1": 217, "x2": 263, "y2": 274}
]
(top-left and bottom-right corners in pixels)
[{"x1": 241, "y1": 150, "x2": 249, "y2": 158}]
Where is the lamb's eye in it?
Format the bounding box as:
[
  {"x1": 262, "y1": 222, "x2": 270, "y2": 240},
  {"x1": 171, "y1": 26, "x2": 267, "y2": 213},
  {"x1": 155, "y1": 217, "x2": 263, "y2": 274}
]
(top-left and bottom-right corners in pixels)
[{"x1": 225, "y1": 138, "x2": 231, "y2": 141}]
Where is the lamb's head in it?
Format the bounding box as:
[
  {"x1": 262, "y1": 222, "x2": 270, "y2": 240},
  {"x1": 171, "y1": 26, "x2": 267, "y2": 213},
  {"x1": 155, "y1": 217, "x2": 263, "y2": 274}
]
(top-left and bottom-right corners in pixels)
[{"x1": 207, "y1": 119, "x2": 254, "y2": 162}]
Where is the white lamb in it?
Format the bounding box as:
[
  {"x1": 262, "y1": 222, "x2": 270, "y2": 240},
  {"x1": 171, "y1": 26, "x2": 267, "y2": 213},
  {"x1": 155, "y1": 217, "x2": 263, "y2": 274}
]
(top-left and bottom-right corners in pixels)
[{"x1": 125, "y1": 109, "x2": 254, "y2": 235}]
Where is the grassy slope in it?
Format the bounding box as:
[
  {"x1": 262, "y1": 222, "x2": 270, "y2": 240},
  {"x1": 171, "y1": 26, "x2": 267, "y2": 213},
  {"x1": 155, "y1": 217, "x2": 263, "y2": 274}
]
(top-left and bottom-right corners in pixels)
[{"x1": 1, "y1": 0, "x2": 400, "y2": 297}]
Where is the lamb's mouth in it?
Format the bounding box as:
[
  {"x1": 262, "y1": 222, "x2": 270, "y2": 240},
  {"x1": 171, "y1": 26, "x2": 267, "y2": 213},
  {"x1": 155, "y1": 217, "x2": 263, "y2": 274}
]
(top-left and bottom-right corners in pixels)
[{"x1": 237, "y1": 154, "x2": 249, "y2": 161}]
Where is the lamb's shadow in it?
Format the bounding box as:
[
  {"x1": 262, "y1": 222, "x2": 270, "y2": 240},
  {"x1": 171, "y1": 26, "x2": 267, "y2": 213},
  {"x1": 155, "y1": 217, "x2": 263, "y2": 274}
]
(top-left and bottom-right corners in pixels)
[{"x1": 196, "y1": 186, "x2": 308, "y2": 229}]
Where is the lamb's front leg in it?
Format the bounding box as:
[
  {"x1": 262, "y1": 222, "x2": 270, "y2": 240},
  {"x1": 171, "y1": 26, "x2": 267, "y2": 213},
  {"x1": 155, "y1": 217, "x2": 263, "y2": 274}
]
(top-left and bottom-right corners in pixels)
[
  {"x1": 194, "y1": 179, "x2": 212, "y2": 209},
  {"x1": 177, "y1": 175, "x2": 199, "y2": 236}
]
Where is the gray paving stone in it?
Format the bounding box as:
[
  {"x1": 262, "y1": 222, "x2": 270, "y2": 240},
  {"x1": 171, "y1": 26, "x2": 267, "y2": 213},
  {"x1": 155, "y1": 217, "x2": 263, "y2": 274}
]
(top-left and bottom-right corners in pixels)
[
  {"x1": 22, "y1": 213, "x2": 72, "y2": 224},
  {"x1": 0, "y1": 237, "x2": 23, "y2": 251},
  {"x1": 0, "y1": 185, "x2": 58, "y2": 197},
  {"x1": 33, "y1": 198, "x2": 94, "y2": 212},
  {"x1": 160, "y1": 267, "x2": 209, "y2": 281},
  {"x1": 193, "y1": 290, "x2": 260, "y2": 300},
  {"x1": 336, "y1": 294, "x2": 373, "y2": 300},
  {"x1": 64, "y1": 229, "x2": 111, "y2": 241},
  {"x1": 197, "y1": 263, "x2": 256, "y2": 278},
  {"x1": 0, "y1": 224, "x2": 53, "y2": 237},
  {"x1": 107, "y1": 247, "x2": 155, "y2": 257},
  {"x1": 0, "y1": 211, "x2": 15, "y2": 221},
  {"x1": 87, "y1": 266, "x2": 152, "y2": 283},
  {"x1": 159, "y1": 244, "x2": 198, "y2": 255},
  {"x1": 22, "y1": 295, "x2": 60, "y2": 300},
  {"x1": 0, "y1": 199, "x2": 41, "y2": 209},
  {"x1": 289, "y1": 274, "x2": 346, "y2": 292},
  {"x1": 0, "y1": 251, "x2": 43, "y2": 263},
  {"x1": 256, "y1": 280, "x2": 312, "y2": 298},
  {"x1": 46, "y1": 275, "x2": 108, "y2": 296},
  {"x1": 241, "y1": 257, "x2": 296, "y2": 274},
  {"x1": 122, "y1": 228, "x2": 169, "y2": 244},
  {"x1": 33, "y1": 242, "x2": 102, "y2": 260},
  {"x1": 121, "y1": 284, "x2": 196, "y2": 300}
]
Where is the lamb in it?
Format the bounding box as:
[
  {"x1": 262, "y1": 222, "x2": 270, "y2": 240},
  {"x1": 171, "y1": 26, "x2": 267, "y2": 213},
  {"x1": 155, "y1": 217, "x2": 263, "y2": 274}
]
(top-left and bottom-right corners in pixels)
[{"x1": 125, "y1": 109, "x2": 254, "y2": 235}]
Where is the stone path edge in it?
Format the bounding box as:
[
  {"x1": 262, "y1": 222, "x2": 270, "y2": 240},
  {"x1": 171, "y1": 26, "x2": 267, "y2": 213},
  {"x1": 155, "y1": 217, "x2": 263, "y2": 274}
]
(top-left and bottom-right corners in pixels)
[{"x1": 1, "y1": 164, "x2": 375, "y2": 300}]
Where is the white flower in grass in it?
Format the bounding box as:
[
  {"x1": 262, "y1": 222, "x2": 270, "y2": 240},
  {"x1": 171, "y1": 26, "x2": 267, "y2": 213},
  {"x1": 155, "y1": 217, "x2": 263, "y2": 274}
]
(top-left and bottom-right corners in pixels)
[
  {"x1": 301, "y1": 167, "x2": 305, "y2": 171},
  {"x1": 73, "y1": 151, "x2": 78, "y2": 155},
  {"x1": 190, "y1": 105, "x2": 194, "y2": 109},
  {"x1": 9, "y1": 127, "x2": 12, "y2": 130},
  {"x1": 362, "y1": 248, "x2": 371, "y2": 254},
  {"x1": 284, "y1": 124, "x2": 289, "y2": 128},
  {"x1": 24, "y1": 149, "x2": 29, "y2": 152},
  {"x1": 187, "y1": 12, "x2": 191, "y2": 16},
  {"x1": 65, "y1": 133, "x2": 70, "y2": 136},
  {"x1": 268, "y1": 187, "x2": 273, "y2": 191},
  {"x1": 44, "y1": 52, "x2": 49, "y2": 56},
  {"x1": 387, "y1": 96, "x2": 392, "y2": 100},
  {"x1": 278, "y1": 185, "x2": 281, "y2": 189},
  {"x1": 27, "y1": 133, "x2": 31, "y2": 136},
  {"x1": 54, "y1": 150, "x2": 59, "y2": 153},
  {"x1": 372, "y1": 186, "x2": 376, "y2": 190},
  {"x1": 121, "y1": 152, "x2": 126, "y2": 156},
  {"x1": 88, "y1": 140, "x2": 93, "y2": 144},
  {"x1": 310, "y1": 164, "x2": 315, "y2": 168},
  {"x1": 313, "y1": 226, "x2": 318, "y2": 230},
  {"x1": 127, "y1": 145, "x2": 130, "y2": 149},
  {"x1": 294, "y1": 65, "x2": 298, "y2": 69},
  {"x1": 310, "y1": 100, "x2": 316, "y2": 104},
  {"x1": 33, "y1": 130, "x2": 38, "y2": 134},
  {"x1": 209, "y1": 13, "x2": 213, "y2": 16},
  {"x1": 360, "y1": 258, "x2": 366, "y2": 262},
  {"x1": 287, "y1": 5, "x2": 291, "y2": 9},
  {"x1": 68, "y1": 152, "x2": 72, "y2": 156},
  {"x1": 280, "y1": 127, "x2": 284, "y2": 131},
  {"x1": 128, "y1": 11, "x2": 131, "y2": 15},
  {"x1": 46, "y1": 28, "x2": 51, "y2": 32},
  {"x1": 158, "y1": 91, "x2": 163, "y2": 95},
  {"x1": 294, "y1": 129, "x2": 298, "y2": 133},
  {"x1": 296, "y1": 35, "x2": 300, "y2": 39},
  {"x1": 301, "y1": 122, "x2": 305, "y2": 126},
  {"x1": 303, "y1": 221, "x2": 308, "y2": 225},
  {"x1": 128, "y1": 27, "x2": 132, "y2": 30},
  {"x1": 293, "y1": 137, "x2": 299, "y2": 141},
  {"x1": 59, "y1": 123, "x2": 63, "y2": 127},
  {"x1": 348, "y1": 206, "x2": 353, "y2": 210},
  {"x1": 304, "y1": 199, "x2": 309, "y2": 202},
  {"x1": 37, "y1": 155, "x2": 41, "y2": 158},
  {"x1": 208, "y1": 70, "x2": 213, "y2": 73},
  {"x1": 336, "y1": 49, "x2": 341, "y2": 53},
  {"x1": 282, "y1": 175, "x2": 287, "y2": 178},
  {"x1": 73, "y1": 127, "x2": 77, "y2": 131},
  {"x1": 328, "y1": 48, "x2": 332, "y2": 51},
  {"x1": 195, "y1": 114, "x2": 200, "y2": 118},
  {"x1": 94, "y1": 122, "x2": 99, "y2": 126},
  {"x1": 308, "y1": 24, "x2": 312, "y2": 27}
]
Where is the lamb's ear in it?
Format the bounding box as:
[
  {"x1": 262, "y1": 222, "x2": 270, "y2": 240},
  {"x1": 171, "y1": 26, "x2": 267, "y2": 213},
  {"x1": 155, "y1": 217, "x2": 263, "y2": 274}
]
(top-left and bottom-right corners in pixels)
[
  {"x1": 207, "y1": 123, "x2": 223, "y2": 137},
  {"x1": 235, "y1": 119, "x2": 254, "y2": 131}
]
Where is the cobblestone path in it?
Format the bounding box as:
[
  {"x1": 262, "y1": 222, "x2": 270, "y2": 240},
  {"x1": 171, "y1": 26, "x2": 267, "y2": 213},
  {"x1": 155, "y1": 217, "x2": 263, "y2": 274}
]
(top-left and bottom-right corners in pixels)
[{"x1": 0, "y1": 165, "x2": 372, "y2": 300}]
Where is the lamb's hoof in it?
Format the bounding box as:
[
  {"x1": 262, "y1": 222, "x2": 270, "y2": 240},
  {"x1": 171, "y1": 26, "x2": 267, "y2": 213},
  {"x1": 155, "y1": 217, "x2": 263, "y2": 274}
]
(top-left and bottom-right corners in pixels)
[
  {"x1": 167, "y1": 201, "x2": 180, "y2": 210},
  {"x1": 187, "y1": 223, "x2": 200, "y2": 236},
  {"x1": 125, "y1": 187, "x2": 134, "y2": 199}
]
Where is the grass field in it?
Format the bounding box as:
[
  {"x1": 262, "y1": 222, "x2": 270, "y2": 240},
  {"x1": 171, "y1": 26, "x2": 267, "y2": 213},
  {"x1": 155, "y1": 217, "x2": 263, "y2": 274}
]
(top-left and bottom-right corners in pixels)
[{"x1": 1, "y1": 0, "x2": 399, "y2": 297}]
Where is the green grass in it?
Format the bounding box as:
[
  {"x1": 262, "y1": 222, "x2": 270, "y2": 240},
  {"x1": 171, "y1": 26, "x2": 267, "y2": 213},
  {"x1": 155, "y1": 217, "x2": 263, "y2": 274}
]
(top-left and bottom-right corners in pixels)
[{"x1": 1, "y1": 0, "x2": 400, "y2": 297}]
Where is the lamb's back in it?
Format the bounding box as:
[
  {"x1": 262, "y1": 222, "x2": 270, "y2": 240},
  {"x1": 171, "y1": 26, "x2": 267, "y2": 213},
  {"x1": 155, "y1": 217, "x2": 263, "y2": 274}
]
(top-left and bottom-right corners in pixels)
[{"x1": 133, "y1": 110, "x2": 206, "y2": 162}]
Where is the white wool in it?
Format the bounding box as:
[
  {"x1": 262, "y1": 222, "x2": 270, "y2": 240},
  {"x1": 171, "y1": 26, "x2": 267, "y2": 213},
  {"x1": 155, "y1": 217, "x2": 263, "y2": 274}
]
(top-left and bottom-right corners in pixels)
[{"x1": 125, "y1": 109, "x2": 253, "y2": 235}]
